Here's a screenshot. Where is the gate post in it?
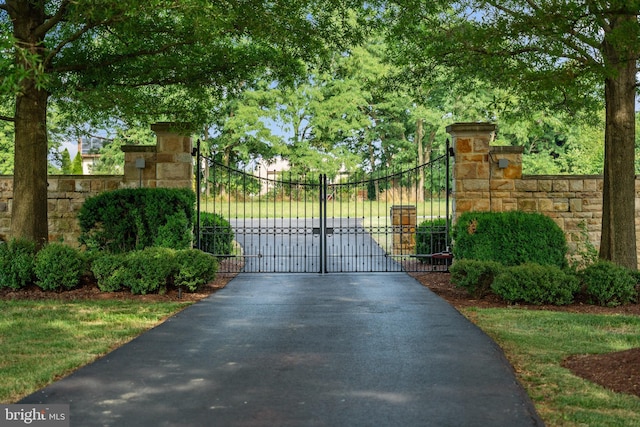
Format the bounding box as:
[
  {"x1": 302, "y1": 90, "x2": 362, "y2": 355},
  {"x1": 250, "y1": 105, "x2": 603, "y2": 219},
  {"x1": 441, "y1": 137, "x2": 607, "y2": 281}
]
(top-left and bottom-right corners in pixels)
[{"x1": 446, "y1": 123, "x2": 496, "y2": 220}]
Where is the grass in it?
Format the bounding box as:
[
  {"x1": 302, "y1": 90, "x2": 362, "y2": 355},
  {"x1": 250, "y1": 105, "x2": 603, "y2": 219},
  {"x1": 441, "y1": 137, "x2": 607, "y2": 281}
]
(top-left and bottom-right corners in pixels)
[
  {"x1": 0, "y1": 299, "x2": 190, "y2": 403},
  {"x1": 462, "y1": 307, "x2": 640, "y2": 427}
]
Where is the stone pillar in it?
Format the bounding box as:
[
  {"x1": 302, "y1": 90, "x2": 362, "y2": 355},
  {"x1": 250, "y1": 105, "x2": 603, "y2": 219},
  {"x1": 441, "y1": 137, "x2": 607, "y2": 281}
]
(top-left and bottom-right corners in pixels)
[
  {"x1": 446, "y1": 123, "x2": 495, "y2": 219},
  {"x1": 122, "y1": 145, "x2": 157, "y2": 188},
  {"x1": 151, "y1": 122, "x2": 193, "y2": 189},
  {"x1": 121, "y1": 122, "x2": 194, "y2": 189}
]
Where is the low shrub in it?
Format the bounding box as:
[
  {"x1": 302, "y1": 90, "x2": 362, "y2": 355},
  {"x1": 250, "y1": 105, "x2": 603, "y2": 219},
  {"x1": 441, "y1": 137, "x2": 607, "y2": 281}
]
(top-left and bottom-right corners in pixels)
[
  {"x1": 453, "y1": 211, "x2": 568, "y2": 268},
  {"x1": 35, "y1": 243, "x2": 86, "y2": 291},
  {"x1": 492, "y1": 263, "x2": 580, "y2": 305},
  {"x1": 580, "y1": 261, "x2": 637, "y2": 307},
  {"x1": 122, "y1": 247, "x2": 176, "y2": 295},
  {"x1": 0, "y1": 239, "x2": 36, "y2": 290},
  {"x1": 199, "y1": 212, "x2": 234, "y2": 256},
  {"x1": 91, "y1": 248, "x2": 217, "y2": 295},
  {"x1": 91, "y1": 253, "x2": 129, "y2": 292},
  {"x1": 415, "y1": 218, "x2": 450, "y2": 262},
  {"x1": 450, "y1": 259, "x2": 503, "y2": 298},
  {"x1": 174, "y1": 250, "x2": 218, "y2": 292}
]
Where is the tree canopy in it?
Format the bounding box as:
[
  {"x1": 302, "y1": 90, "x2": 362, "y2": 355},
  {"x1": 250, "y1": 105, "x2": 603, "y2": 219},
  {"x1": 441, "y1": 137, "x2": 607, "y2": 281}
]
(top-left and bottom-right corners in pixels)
[
  {"x1": 385, "y1": 0, "x2": 640, "y2": 269},
  {"x1": 0, "y1": 0, "x2": 367, "y2": 247}
]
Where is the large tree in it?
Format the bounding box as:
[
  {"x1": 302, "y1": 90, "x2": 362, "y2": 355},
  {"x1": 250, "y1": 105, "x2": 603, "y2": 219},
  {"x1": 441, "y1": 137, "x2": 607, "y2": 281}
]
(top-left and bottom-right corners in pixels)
[
  {"x1": 0, "y1": 0, "x2": 363, "y2": 247},
  {"x1": 387, "y1": 1, "x2": 640, "y2": 269}
]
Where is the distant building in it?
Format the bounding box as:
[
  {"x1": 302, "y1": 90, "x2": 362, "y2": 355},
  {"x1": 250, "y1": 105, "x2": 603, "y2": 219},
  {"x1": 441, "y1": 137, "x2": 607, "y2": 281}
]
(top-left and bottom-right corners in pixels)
[{"x1": 77, "y1": 136, "x2": 110, "y2": 174}]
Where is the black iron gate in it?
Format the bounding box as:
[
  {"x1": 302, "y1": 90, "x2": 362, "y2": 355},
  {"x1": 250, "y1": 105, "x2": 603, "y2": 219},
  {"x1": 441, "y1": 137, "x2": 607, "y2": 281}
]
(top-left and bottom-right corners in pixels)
[{"x1": 195, "y1": 143, "x2": 452, "y2": 273}]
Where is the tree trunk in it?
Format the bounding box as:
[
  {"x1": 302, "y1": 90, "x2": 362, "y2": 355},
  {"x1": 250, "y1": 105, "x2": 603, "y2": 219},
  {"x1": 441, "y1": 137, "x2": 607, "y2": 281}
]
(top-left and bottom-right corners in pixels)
[
  {"x1": 600, "y1": 15, "x2": 638, "y2": 269},
  {"x1": 9, "y1": 1, "x2": 50, "y2": 248}
]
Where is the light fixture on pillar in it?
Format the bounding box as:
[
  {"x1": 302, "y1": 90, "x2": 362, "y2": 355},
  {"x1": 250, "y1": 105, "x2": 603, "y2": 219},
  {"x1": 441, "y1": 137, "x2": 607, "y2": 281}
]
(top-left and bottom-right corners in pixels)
[{"x1": 498, "y1": 158, "x2": 509, "y2": 169}]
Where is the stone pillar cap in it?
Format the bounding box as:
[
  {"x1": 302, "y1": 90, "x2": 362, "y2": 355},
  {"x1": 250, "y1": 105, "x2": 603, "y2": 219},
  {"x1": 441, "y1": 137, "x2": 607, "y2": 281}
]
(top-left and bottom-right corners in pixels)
[{"x1": 446, "y1": 122, "x2": 496, "y2": 135}]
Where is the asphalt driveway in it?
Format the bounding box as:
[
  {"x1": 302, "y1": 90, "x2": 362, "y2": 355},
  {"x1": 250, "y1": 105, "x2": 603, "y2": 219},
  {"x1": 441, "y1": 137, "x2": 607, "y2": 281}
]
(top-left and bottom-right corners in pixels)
[{"x1": 21, "y1": 273, "x2": 543, "y2": 427}]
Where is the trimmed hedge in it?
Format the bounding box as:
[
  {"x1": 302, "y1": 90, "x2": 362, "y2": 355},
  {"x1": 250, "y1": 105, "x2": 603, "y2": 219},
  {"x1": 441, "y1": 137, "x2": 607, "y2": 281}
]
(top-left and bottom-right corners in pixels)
[
  {"x1": 78, "y1": 188, "x2": 196, "y2": 253},
  {"x1": 580, "y1": 261, "x2": 637, "y2": 307},
  {"x1": 453, "y1": 211, "x2": 568, "y2": 268},
  {"x1": 199, "y1": 212, "x2": 234, "y2": 256},
  {"x1": 90, "y1": 248, "x2": 218, "y2": 295},
  {"x1": 35, "y1": 243, "x2": 86, "y2": 291},
  {"x1": 492, "y1": 263, "x2": 580, "y2": 305}
]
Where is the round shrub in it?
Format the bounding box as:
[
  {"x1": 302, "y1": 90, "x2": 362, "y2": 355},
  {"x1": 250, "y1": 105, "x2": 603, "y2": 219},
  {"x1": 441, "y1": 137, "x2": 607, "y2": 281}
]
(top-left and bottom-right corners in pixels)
[
  {"x1": 174, "y1": 249, "x2": 218, "y2": 292},
  {"x1": 0, "y1": 239, "x2": 36, "y2": 290},
  {"x1": 453, "y1": 211, "x2": 568, "y2": 268},
  {"x1": 450, "y1": 259, "x2": 503, "y2": 298},
  {"x1": 492, "y1": 263, "x2": 580, "y2": 305},
  {"x1": 124, "y1": 247, "x2": 177, "y2": 295},
  {"x1": 580, "y1": 261, "x2": 637, "y2": 307},
  {"x1": 91, "y1": 253, "x2": 129, "y2": 292},
  {"x1": 35, "y1": 243, "x2": 86, "y2": 291}
]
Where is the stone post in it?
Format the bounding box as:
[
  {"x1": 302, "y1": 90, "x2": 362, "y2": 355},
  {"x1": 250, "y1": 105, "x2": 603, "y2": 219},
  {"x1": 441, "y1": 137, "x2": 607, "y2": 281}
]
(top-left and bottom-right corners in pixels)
[
  {"x1": 152, "y1": 122, "x2": 193, "y2": 189},
  {"x1": 121, "y1": 122, "x2": 194, "y2": 189},
  {"x1": 446, "y1": 123, "x2": 495, "y2": 219}
]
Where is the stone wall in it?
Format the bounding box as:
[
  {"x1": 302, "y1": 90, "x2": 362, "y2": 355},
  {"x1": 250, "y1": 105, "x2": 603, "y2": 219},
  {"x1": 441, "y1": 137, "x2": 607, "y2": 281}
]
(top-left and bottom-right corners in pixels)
[
  {"x1": 0, "y1": 123, "x2": 193, "y2": 245},
  {"x1": 446, "y1": 122, "x2": 637, "y2": 263}
]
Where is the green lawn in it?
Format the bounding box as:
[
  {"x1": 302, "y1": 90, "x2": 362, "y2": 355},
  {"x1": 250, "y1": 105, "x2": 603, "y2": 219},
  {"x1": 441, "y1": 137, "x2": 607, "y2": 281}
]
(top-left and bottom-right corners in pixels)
[
  {"x1": 0, "y1": 299, "x2": 190, "y2": 403},
  {"x1": 463, "y1": 308, "x2": 640, "y2": 427}
]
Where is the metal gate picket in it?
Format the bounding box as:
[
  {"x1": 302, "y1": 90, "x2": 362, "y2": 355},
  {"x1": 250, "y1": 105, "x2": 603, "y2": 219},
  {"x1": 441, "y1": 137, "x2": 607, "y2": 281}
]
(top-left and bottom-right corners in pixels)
[{"x1": 196, "y1": 143, "x2": 452, "y2": 274}]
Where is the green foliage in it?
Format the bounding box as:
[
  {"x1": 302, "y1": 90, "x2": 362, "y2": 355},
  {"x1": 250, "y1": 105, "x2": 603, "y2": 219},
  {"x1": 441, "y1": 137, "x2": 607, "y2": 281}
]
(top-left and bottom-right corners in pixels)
[
  {"x1": 91, "y1": 248, "x2": 217, "y2": 294},
  {"x1": 568, "y1": 221, "x2": 599, "y2": 270},
  {"x1": 34, "y1": 243, "x2": 86, "y2": 291},
  {"x1": 60, "y1": 149, "x2": 72, "y2": 174},
  {"x1": 174, "y1": 250, "x2": 218, "y2": 292},
  {"x1": 579, "y1": 261, "x2": 637, "y2": 307},
  {"x1": 90, "y1": 253, "x2": 128, "y2": 292},
  {"x1": 78, "y1": 188, "x2": 195, "y2": 253},
  {"x1": 154, "y1": 212, "x2": 192, "y2": 250},
  {"x1": 450, "y1": 259, "x2": 504, "y2": 298},
  {"x1": 71, "y1": 153, "x2": 84, "y2": 174},
  {"x1": 0, "y1": 239, "x2": 36, "y2": 290},
  {"x1": 199, "y1": 212, "x2": 234, "y2": 256},
  {"x1": 124, "y1": 247, "x2": 176, "y2": 295},
  {"x1": 453, "y1": 211, "x2": 568, "y2": 268},
  {"x1": 492, "y1": 263, "x2": 580, "y2": 305},
  {"x1": 415, "y1": 218, "x2": 450, "y2": 261}
]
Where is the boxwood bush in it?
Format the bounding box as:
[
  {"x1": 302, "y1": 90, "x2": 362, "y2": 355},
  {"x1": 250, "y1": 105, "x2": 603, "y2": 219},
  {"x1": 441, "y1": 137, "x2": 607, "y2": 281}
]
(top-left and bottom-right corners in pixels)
[
  {"x1": 78, "y1": 188, "x2": 195, "y2": 253},
  {"x1": 580, "y1": 261, "x2": 637, "y2": 307},
  {"x1": 175, "y1": 249, "x2": 218, "y2": 292},
  {"x1": 450, "y1": 259, "x2": 503, "y2": 298},
  {"x1": 35, "y1": 243, "x2": 86, "y2": 291},
  {"x1": 492, "y1": 263, "x2": 580, "y2": 305},
  {"x1": 0, "y1": 239, "x2": 36, "y2": 290},
  {"x1": 199, "y1": 212, "x2": 234, "y2": 256},
  {"x1": 90, "y1": 248, "x2": 218, "y2": 294},
  {"x1": 453, "y1": 211, "x2": 568, "y2": 268}
]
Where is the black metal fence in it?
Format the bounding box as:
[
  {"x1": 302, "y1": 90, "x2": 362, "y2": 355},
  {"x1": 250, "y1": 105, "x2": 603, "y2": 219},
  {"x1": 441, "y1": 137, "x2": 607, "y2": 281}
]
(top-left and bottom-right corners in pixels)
[{"x1": 196, "y1": 143, "x2": 452, "y2": 273}]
